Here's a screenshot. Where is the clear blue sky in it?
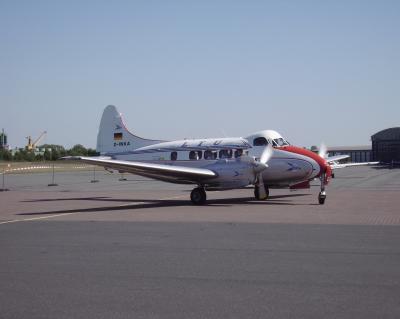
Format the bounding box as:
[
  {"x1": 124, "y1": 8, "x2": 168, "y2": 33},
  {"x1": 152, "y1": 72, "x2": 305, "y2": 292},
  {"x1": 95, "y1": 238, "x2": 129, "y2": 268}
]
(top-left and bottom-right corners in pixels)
[{"x1": 1, "y1": 0, "x2": 399, "y2": 149}]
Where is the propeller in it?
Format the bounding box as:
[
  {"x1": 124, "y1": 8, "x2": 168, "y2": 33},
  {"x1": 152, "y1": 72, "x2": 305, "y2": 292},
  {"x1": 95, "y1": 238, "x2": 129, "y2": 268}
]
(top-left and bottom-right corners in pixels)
[
  {"x1": 238, "y1": 144, "x2": 273, "y2": 199},
  {"x1": 318, "y1": 142, "x2": 327, "y2": 159},
  {"x1": 254, "y1": 144, "x2": 274, "y2": 199},
  {"x1": 260, "y1": 143, "x2": 274, "y2": 164},
  {"x1": 317, "y1": 142, "x2": 332, "y2": 185}
]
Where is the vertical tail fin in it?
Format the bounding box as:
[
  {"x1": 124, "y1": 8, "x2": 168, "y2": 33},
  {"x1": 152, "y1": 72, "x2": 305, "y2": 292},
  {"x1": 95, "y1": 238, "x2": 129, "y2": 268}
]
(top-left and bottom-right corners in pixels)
[{"x1": 96, "y1": 105, "x2": 163, "y2": 155}]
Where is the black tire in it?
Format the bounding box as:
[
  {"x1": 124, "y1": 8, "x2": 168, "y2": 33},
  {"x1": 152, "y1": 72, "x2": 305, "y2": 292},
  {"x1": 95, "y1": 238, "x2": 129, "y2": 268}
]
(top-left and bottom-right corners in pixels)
[
  {"x1": 254, "y1": 186, "x2": 269, "y2": 200},
  {"x1": 318, "y1": 194, "x2": 326, "y2": 205},
  {"x1": 191, "y1": 187, "x2": 207, "y2": 205},
  {"x1": 254, "y1": 186, "x2": 260, "y2": 200}
]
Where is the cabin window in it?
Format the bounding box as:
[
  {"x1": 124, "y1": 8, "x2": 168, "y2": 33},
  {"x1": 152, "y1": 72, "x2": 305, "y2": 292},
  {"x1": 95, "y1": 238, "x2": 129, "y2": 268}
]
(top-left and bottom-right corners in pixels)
[
  {"x1": 170, "y1": 152, "x2": 177, "y2": 161},
  {"x1": 253, "y1": 137, "x2": 268, "y2": 146},
  {"x1": 234, "y1": 149, "x2": 243, "y2": 158},
  {"x1": 204, "y1": 150, "x2": 217, "y2": 160},
  {"x1": 189, "y1": 151, "x2": 203, "y2": 160},
  {"x1": 189, "y1": 151, "x2": 198, "y2": 160},
  {"x1": 219, "y1": 149, "x2": 233, "y2": 159}
]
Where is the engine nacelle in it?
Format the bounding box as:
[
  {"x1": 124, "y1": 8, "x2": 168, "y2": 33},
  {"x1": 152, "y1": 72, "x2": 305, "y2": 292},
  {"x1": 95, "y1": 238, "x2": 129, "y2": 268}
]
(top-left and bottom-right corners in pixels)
[{"x1": 205, "y1": 159, "x2": 256, "y2": 190}]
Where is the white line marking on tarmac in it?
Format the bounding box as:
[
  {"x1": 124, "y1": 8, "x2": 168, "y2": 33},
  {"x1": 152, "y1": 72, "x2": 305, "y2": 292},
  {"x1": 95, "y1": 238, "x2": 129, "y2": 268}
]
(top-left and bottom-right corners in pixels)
[
  {"x1": 0, "y1": 213, "x2": 77, "y2": 225},
  {"x1": 0, "y1": 165, "x2": 91, "y2": 175}
]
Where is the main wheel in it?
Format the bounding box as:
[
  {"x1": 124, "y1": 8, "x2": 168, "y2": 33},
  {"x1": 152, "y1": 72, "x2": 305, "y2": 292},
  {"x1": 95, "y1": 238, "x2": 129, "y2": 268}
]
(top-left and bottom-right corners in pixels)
[
  {"x1": 191, "y1": 187, "x2": 207, "y2": 205},
  {"x1": 254, "y1": 186, "x2": 269, "y2": 200}
]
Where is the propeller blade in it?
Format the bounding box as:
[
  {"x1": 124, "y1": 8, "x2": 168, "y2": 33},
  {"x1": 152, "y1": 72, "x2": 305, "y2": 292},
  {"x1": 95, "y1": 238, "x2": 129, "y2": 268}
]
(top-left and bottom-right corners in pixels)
[
  {"x1": 252, "y1": 144, "x2": 273, "y2": 173},
  {"x1": 260, "y1": 144, "x2": 274, "y2": 164},
  {"x1": 318, "y1": 143, "x2": 327, "y2": 159},
  {"x1": 254, "y1": 144, "x2": 273, "y2": 200}
]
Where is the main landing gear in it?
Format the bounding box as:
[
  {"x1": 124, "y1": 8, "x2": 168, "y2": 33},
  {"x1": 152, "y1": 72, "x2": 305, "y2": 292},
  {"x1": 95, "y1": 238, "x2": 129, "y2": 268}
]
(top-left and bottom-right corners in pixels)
[
  {"x1": 318, "y1": 173, "x2": 327, "y2": 205},
  {"x1": 190, "y1": 187, "x2": 207, "y2": 205},
  {"x1": 254, "y1": 185, "x2": 270, "y2": 200}
]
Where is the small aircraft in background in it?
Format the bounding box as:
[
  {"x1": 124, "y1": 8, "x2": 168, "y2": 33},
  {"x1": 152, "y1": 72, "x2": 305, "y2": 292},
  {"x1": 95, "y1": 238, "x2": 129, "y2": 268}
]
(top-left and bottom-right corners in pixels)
[{"x1": 64, "y1": 105, "x2": 377, "y2": 205}]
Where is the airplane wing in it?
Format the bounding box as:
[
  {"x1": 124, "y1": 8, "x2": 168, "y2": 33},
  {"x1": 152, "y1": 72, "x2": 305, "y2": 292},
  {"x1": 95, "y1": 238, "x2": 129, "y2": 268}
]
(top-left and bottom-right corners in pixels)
[
  {"x1": 326, "y1": 154, "x2": 350, "y2": 163},
  {"x1": 325, "y1": 154, "x2": 379, "y2": 169},
  {"x1": 62, "y1": 156, "x2": 217, "y2": 184},
  {"x1": 330, "y1": 161, "x2": 379, "y2": 169}
]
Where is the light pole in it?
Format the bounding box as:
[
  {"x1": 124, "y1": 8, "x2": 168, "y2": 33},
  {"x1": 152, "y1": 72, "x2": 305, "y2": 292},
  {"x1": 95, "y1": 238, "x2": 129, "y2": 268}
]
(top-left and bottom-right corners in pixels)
[
  {"x1": 91, "y1": 166, "x2": 99, "y2": 183},
  {"x1": 1, "y1": 163, "x2": 10, "y2": 192},
  {"x1": 48, "y1": 163, "x2": 58, "y2": 186}
]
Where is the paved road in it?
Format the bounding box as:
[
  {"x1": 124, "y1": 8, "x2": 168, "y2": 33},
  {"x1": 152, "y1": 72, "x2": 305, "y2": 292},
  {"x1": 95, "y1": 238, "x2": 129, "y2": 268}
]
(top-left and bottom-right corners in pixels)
[{"x1": 1, "y1": 166, "x2": 400, "y2": 318}]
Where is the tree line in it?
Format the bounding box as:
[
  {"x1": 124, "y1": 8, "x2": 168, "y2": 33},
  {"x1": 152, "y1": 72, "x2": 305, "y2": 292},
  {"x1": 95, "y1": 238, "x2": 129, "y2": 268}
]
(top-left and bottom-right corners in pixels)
[{"x1": 0, "y1": 144, "x2": 98, "y2": 162}]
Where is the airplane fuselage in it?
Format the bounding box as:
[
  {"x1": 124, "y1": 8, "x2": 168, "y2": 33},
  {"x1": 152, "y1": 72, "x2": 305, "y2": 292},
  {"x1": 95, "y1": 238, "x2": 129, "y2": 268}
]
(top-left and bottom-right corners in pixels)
[{"x1": 105, "y1": 136, "x2": 321, "y2": 190}]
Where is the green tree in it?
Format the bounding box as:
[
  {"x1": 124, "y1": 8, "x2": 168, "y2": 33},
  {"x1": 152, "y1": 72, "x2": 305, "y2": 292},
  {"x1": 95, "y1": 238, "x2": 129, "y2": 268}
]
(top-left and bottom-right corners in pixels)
[
  {"x1": 3, "y1": 143, "x2": 97, "y2": 161},
  {"x1": 87, "y1": 148, "x2": 99, "y2": 156},
  {"x1": 69, "y1": 144, "x2": 88, "y2": 156},
  {"x1": 51, "y1": 149, "x2": 60, "y2": 161},
  {"x1": 0, "y1": 149, "x2": 12, "y2": 161},
  {"x1": 13, "y1": 150, "x2": 22, "y2": 161},
  {"x1": 25, "y1": 151, "x2": 35, "y2": 162},
  {"x1": 39, "y1": 144, "x2": 66, "y2": 161},
  {"x1": 35, "y1": 153, "x2": 44, "y2": 161},
  {"x1": 44, "y1": 149, "x2": 52, "y2": 161}
]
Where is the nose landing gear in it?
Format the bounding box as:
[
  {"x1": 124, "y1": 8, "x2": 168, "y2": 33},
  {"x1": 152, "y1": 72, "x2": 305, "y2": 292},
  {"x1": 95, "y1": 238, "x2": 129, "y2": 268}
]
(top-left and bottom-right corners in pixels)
[
  {"x1": 318, "y1": 191, "x2": 326, "y2": 204},
  {"x1": 190, "y1": 187, "x2": 207, "y2": 205},
  {"x1": 318, "y1": 173, "x2": 326, "y2": 205}
]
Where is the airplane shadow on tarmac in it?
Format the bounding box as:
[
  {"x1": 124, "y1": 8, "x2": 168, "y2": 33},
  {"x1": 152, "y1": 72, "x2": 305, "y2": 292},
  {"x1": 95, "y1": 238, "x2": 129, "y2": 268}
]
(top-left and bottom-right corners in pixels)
[{"x1": 18, "y1": 193, "x2": 312, "y2": 216}]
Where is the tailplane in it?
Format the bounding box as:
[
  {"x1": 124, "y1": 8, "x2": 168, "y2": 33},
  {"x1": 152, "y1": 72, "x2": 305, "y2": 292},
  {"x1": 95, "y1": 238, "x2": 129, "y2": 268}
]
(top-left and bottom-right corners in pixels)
[{"x1": 96, "y1": 105, "x2": 163, "y2": 155}]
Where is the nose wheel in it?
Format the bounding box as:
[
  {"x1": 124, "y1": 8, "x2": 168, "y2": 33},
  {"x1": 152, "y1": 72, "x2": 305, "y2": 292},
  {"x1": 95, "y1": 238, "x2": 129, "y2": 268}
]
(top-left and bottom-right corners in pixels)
[
  {"x1": 190, "y1": 187, "x2": 207, "y2": 205},
  {"x1": 318, "y1": 191, "x2": 326, "y2": 204},
  {"x1": 318, "y1": 173, "x2": 327, "y2": 205}
]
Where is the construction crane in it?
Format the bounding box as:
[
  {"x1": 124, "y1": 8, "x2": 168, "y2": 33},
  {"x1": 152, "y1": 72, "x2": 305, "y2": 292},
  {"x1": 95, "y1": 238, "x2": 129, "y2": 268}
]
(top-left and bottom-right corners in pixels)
[{"x1": 26, "y1": 131, "x2": 47, "y2": 151}]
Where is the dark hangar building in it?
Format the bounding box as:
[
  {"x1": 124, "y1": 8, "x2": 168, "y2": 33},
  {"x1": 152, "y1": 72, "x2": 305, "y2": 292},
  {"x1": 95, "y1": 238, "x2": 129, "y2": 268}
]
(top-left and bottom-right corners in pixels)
[
  {"x1": 321, "y1": 127, "x2": 400, "y2": 164},
  {"x1": 371, "y1": 127, "x2": 400, "y2": 163}
]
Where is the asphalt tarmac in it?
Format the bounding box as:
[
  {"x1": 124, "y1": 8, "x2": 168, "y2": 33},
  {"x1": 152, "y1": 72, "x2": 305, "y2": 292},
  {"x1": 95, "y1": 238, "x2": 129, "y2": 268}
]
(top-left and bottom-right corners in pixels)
[{"x1": 1, "y1": 166, "x2": 400, "y2": 319}]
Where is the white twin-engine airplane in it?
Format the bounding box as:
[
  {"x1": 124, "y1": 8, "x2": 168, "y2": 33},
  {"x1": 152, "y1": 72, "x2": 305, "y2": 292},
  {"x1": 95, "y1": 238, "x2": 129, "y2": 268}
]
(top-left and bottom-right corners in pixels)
[{"x1": 66, "y1": 105, "x2": 359, "y2": 205}]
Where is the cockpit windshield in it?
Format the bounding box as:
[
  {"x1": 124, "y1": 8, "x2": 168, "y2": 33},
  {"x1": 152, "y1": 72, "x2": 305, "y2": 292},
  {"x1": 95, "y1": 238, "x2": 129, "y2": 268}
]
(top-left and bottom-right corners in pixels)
[{"x1": 273, "y1": 138, "x2": 289, "y2": 146}]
